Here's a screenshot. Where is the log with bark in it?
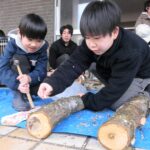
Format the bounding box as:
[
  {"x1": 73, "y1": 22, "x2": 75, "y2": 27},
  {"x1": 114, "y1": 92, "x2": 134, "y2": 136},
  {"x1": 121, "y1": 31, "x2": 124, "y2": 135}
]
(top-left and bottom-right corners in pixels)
[
  {"x1": 27, "y1": 96, "x2": 84, "y2": 139},
  {"x1": 98, "y1": 94, "x2": 149, "y2": 150}
]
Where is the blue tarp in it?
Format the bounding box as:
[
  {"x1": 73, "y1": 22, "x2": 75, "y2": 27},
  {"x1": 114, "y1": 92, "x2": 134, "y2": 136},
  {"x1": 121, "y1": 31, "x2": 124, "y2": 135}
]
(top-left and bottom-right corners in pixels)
[{"x1": 0, "y1": 88, "x2": 150, "y2": 149}]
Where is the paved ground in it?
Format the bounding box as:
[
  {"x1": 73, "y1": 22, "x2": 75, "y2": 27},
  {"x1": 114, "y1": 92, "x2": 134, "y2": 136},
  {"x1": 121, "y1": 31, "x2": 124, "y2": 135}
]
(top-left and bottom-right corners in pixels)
[
  {"x1": 0, "y1": 125, "x2": 144, "y2": 150},
  {"x1": 0, "y1": 125, "x2": 108, "y2": 150}
]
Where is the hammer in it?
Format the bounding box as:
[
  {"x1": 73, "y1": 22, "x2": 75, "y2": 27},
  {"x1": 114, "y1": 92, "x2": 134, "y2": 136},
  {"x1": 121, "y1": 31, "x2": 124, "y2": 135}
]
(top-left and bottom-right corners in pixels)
[{"x1": 14, "y1": 59, "x2": 35, "y2": 109}]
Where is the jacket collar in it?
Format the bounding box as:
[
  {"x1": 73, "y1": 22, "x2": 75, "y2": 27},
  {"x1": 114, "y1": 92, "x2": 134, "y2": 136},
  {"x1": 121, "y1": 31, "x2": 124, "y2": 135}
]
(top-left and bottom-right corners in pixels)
[{"x1": 59, "y1": 38, "x2": 72, "y2": 47}]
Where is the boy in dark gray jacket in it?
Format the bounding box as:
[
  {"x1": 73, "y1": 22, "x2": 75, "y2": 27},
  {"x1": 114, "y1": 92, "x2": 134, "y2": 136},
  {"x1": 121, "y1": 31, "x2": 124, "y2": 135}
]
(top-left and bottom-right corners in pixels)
[{"x1": 0, "y1": 13, "x2": 48, "y2": 111}]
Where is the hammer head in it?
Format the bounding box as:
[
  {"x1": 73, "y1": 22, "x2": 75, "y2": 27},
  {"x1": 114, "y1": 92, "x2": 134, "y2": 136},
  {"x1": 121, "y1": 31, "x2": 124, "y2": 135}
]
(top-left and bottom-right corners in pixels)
[{"x1": 13, "y1": 59, "x2": 19, "y2": 66}]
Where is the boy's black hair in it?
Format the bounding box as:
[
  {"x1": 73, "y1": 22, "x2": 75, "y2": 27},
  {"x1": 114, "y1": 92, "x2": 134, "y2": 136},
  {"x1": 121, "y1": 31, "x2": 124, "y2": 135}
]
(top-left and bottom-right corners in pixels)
[
  {"x1": 144, "y1": 0, "x2": 150, "y2": 11},
  {"x1": 0, "y1": 30, "x2": 5, "y2": 37},
  {"x1": 80, "y1": 0, "x2": 121, "y2": 37},
  {"x1": 60, "y1": 24, "x2": 73, "y2": 35},
  {"x1": 19, "y1": 13, "x2": 47, "y2": 40}
]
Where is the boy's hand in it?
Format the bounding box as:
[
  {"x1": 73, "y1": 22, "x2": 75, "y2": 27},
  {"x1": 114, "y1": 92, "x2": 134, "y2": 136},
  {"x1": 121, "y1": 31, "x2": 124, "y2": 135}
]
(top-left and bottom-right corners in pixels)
[
  {"x1": 18, "y1": 83, "x2": 30, "y2": 94},
  {"x1": 17, "y1": 74, "x2": 31, "y2": 84},
  {"x1": 38, "y1": 83, "x2": 53, "y2": 99}
]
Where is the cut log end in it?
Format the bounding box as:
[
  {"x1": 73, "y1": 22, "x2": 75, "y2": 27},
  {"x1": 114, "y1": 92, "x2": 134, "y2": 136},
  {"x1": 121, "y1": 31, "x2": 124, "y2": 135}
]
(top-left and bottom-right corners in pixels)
[
  {"x1": 98, "y1": 124, "x2": 129, "y2": 150},
  {"x1": 27, "y1": 112, "x2": 52, "y2": 139}
]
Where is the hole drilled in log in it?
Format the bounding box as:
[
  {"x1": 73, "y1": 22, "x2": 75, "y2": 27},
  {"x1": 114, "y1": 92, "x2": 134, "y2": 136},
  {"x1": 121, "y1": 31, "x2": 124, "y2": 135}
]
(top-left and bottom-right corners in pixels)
[
  {"x1": 98, "y1": 124, "x2": 129, "y2": 150},
  {"x1": 108, "y1": 133, "x2": 115, "y2": 139}
]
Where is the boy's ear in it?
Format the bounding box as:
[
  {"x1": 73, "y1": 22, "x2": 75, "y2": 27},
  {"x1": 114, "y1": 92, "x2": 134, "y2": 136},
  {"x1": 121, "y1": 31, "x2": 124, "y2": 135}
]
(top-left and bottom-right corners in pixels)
[
  {"x1": 146, "y1": 6, "x2": 149, "y2": 11},
  {"x1": 112, "y1": 26, "x2": 119, "y2": 40}
]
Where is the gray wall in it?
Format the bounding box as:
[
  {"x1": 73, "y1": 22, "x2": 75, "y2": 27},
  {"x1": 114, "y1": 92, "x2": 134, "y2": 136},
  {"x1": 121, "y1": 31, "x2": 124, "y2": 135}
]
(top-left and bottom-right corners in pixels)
[
  {"x1": 115, "y1": 0, "x2": 144, "y2": 27},
  {"x1": 0, "y1": 0, "x2": 55, "y2": 45},
  {"x1": 0, "y1": 0, "x2": 146, "y2": 44}
]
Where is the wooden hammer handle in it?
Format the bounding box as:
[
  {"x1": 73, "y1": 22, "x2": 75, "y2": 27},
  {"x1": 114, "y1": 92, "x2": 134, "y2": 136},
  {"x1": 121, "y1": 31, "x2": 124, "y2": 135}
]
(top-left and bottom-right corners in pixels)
[
  {"x1": 16, "y1": 65, "x2": 35, "y2": 109},
  {"x1": 16, "y1": 65, "x2": 23, "y2": 76}
]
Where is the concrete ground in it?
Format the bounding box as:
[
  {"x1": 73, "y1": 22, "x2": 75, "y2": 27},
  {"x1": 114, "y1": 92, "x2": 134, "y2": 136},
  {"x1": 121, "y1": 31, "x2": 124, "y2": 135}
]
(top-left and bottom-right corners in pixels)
[
  {"x1": 0, "y1": 125, "x2": 107, "y2": 150},
  {"x1": 0, "y1": 125, "x2": 144, "y2": 150}
]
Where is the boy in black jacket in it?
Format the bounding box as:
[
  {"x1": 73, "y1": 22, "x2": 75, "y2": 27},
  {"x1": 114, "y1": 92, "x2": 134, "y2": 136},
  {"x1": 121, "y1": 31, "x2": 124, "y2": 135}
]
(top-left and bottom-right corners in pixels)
[{"x1": 38, "y1": 0, "x2": 150, "y2": 111}]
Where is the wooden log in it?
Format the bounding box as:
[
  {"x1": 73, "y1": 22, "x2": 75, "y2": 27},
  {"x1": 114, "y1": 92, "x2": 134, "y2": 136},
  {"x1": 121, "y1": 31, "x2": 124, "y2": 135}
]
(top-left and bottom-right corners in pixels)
[
  {"x1": 98, "y1": 94, "x2": 149, "y2": 150},
  {"x1": 27, "y1": 96, "x2": 84, "y2": 139}
]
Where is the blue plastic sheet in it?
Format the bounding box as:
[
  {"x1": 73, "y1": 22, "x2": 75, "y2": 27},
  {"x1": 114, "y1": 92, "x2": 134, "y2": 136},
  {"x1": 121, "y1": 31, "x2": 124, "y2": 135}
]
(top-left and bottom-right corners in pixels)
[{"x1": 0, "y1": 88, "x2": 150, "y2": 149}]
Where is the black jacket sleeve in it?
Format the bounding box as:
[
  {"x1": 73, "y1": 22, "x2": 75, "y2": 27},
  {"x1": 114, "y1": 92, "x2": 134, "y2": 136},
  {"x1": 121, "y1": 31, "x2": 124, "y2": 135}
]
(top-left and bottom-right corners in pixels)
[{"x1": 44, "y1": 40, "x2": 93, "y2": 94}]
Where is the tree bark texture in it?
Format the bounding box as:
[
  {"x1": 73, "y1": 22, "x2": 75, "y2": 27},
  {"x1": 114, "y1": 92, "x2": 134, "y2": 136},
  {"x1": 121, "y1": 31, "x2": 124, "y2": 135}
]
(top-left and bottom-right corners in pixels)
[
  {"x1": 27, "y1": 96, "x2": 84, "y2": 139},
  {"x1": 98, "y1": 94, "x2": 149, "y2": 150}
]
